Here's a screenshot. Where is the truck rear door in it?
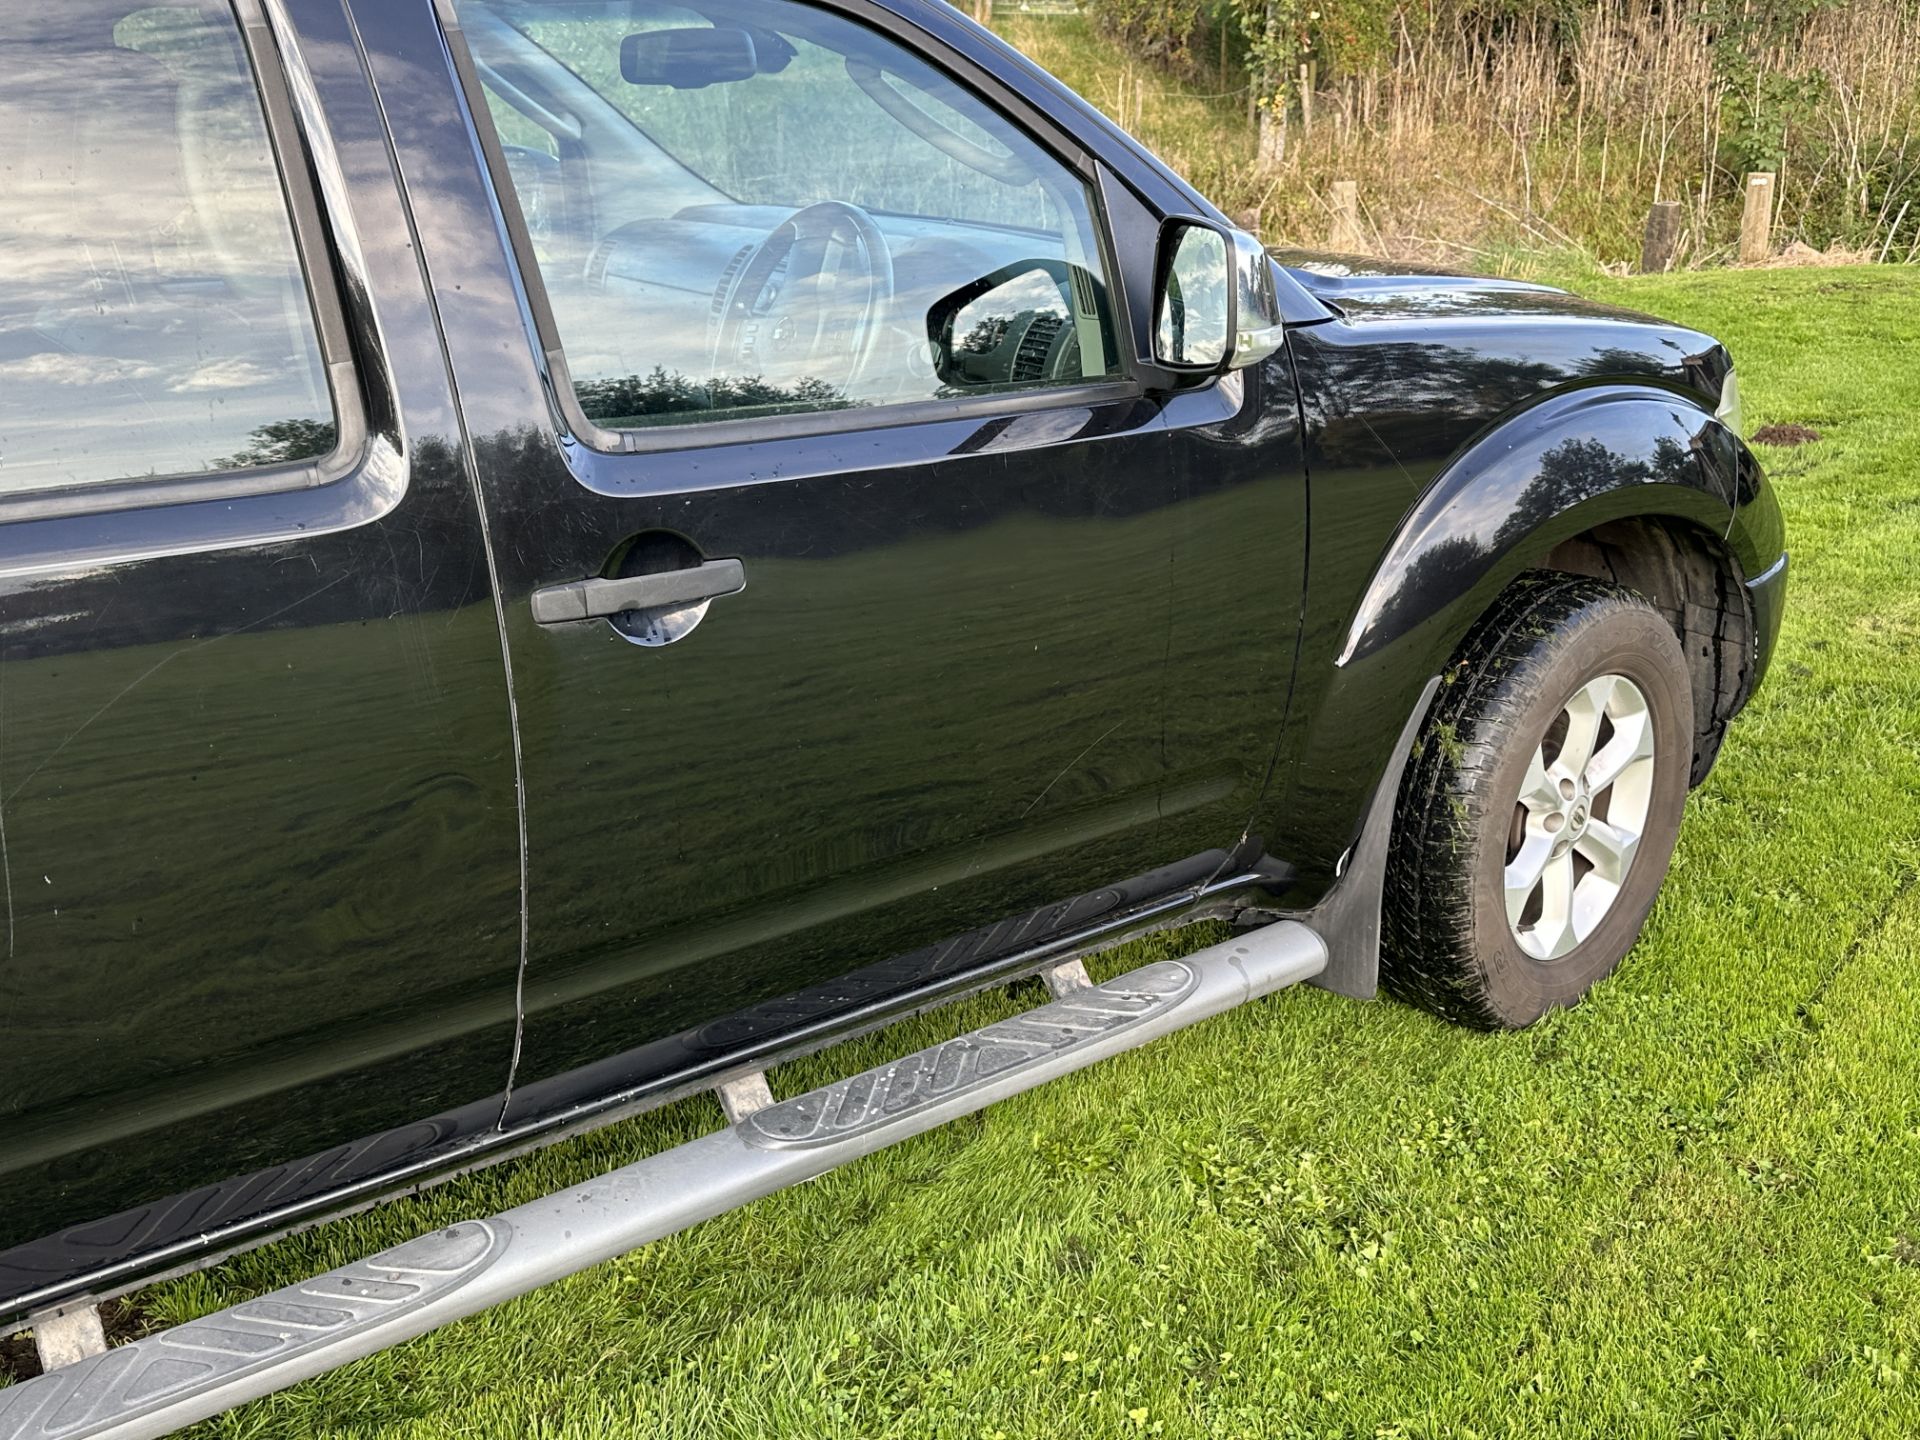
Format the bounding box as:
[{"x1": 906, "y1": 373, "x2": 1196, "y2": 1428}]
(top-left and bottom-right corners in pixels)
[{"x1": 0, "y1": 0, "x2": 521, "y2": 1321}]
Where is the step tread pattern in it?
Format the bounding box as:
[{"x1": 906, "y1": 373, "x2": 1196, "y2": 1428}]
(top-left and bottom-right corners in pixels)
[
  {"x1": 741, "y1": 960, "x2": 1199, "y2": 1149},
  {"x1": 0, "y1": 1221, "x2": 505, "y2": 1440}
]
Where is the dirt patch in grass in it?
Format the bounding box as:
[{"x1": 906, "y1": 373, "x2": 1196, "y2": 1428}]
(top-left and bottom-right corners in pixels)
[
  {"x1": 1753, "y1": 422, "x2": 1824, "y2": 446},
  {"x1": 0, "y1": 1329, "x2": 36, "y2": 1386},
  {"x1": 1754, "y1": 241, "x2": 1878, "y2": 269}
]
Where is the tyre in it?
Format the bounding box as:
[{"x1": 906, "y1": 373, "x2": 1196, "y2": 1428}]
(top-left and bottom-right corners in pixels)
[{"x1": 1381, "y1": 573, "x2": 1694, "y2": 1029}]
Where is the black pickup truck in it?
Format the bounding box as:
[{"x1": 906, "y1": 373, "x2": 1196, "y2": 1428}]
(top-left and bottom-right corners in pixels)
[{"x1": 0, "y1": 0, "x2": 1783, "y2": 1431}]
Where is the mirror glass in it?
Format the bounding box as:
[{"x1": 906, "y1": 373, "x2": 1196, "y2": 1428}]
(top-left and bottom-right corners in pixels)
[{"x1": 1155, "y1": 223, "x2": 1231, "y2": 369}]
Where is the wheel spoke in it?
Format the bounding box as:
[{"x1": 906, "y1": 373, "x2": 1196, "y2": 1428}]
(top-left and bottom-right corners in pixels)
[
  {"x1": 1554, "y1": 675, "x2": 1613, "y2": 778},
  {"x1": 1532, "y1": 851, "x2": 1578, "y2": 958},
  {"x1": 1517, "y1": 745, "x2": 1559, "y2": 814},
  {"x1": 1504, "y1": 831, "x2": 1554, "y2": 926},
  {"x1": 1585, "y1": 704, "x2": 1655, "y2": 794},
  {"x1": 1574, "y1": 815, "x2": 1639, "y2": 885}
]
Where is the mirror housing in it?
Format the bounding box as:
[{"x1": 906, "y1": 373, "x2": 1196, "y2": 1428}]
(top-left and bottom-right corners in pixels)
[
  {"x1": 1228, "y1": 227, "x2": 1286, "y2": 369},
  {"x1": 621, "y1": 27, "x2": 758, "y2": 88},
  {"x1": 1150, "y1": 218, "x2": 1286, "y2": 381}
]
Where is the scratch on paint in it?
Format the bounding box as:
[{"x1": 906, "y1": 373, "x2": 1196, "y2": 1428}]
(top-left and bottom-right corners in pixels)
[
  {"x1": 5, "y1": 573, "x2": 349, "y2": 808},
  {"x1": 1021, "y1": 719, "x2": 1122, "y2": 819}
]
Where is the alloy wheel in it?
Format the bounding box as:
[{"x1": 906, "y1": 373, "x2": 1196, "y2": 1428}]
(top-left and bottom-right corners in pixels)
[{"x1": 1503, "y1": 673, "x2": 1658, "y2": 960}]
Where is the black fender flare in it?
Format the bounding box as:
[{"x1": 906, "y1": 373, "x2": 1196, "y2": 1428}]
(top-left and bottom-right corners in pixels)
[
  {"x1": 1255, "y1": 382, "x2": 1779, "y2": 926},
  {"x1": 1338, "y1": 384, "x2": 1772, "y2": 670}
]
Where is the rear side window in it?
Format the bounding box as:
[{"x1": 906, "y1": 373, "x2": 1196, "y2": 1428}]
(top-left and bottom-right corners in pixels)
[{"x1": 0, "y1": 3, "x2": 337, "y2": 497}]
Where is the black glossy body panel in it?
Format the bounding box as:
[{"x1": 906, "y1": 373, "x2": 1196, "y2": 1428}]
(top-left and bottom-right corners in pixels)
[
  {"x1": 1252, "y1": 258, "x2": 1782, "y2": 894},
  {"x1": 0, "y1": 0, "x2": 523, "y2": 1322},
  {"x1": 364, "y1": 0, "x2": 1309, "y2": 1133},
  {"x1": 0, "y1": 2, "x2": 1781, "y2": 1328}
]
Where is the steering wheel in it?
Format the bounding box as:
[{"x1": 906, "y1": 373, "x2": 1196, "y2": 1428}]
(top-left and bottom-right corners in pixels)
[{"x1": 713, "y1": 201, "x2": 896, "y2": 398}]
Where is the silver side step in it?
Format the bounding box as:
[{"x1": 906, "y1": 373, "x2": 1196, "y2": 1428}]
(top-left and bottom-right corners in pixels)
[{"x1": 0, "y1": 922, "x2": 1325, "y2": 1440}]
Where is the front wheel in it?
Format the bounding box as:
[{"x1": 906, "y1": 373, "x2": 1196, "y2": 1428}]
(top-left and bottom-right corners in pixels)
[{"x1": 1381, "y1": 574, "x2": 1695, "y2": 1029}]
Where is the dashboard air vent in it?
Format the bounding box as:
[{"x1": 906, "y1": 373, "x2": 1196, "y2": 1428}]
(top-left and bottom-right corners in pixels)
[
  {"x1": 1011, "y1": 312, "x2": 1066, "y2": 382},
  {"x1": 710, "y1": 243, "x2": 757, "y2": 325}
]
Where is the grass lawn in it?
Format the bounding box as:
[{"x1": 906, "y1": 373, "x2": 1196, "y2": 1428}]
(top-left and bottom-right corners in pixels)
[{"x1": 19, "y1": 264, "x2": 1907, "y2": 1437}]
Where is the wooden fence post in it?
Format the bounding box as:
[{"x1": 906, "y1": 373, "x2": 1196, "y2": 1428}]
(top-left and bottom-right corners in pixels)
[
  {"x1": 1739, "y1": 172, "x2": 1775, "y2": 264},
  {"x1": 1640, "y1": 199, "x2": 1682, "y2": 274},
  {"x1": 1298, "y1": 63, "x2": 1313, "y2": 135},
  {"x1": 1329, "y1": 180, "x2": 1364, "y2": 252},
  {"x1": 1256, "y1": 109, "x2": 1286, "y2": 170},
  {"x1": 974, "y1": 0, "x2": 992, "y2": 26}
]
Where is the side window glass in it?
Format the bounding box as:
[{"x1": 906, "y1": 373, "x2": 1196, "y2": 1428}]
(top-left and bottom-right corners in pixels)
[
  {"x1": 456, "y1": 0, "x2": 1121, "y2": 433},
  {"x1": 0, "y1": 3, "x2": 337, "y2": 497}
]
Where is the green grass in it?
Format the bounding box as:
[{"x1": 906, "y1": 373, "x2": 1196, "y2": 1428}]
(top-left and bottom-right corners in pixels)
[{"x1": 53, "y1": 267, "x2": 1920, "y2": 1436}]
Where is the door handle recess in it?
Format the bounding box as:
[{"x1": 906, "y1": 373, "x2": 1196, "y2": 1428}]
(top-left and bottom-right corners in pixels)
[{"x1": 531, "y1": 558, "x2": 746, "y2": 625}]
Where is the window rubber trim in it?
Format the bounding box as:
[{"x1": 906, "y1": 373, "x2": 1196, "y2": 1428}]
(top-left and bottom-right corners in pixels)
[
  {"x1": 0, "y1": 0, "x2": 369, "y2": 527},
  {"x1": 433, "y1": 0, "x2": 1146, "y2": 459}
]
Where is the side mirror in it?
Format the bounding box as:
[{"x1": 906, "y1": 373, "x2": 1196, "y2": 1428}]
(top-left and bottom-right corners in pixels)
[
  {"x1": 1152, "y1": 219, "x2": 1286, "y2": 378},
  {"x1": 621, "y1": 27, "x2": 758, "y2": 88},
  {"x1": 1154, "y1": 221, "x2": 1233, "y2": 372}
]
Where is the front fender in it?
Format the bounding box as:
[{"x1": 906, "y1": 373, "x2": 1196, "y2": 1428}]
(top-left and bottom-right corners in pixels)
[
  {"x1": 1340, "y1": 385, "x2": 1776, "y2": 668},
  {"x1": 1255, "y1": 379, "x2": 1781, "y2": 898}
]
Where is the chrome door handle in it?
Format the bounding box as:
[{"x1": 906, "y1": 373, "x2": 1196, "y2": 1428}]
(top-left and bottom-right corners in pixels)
[{"x1": 530, "y1": 558, "x2": 746, "y2": 625}]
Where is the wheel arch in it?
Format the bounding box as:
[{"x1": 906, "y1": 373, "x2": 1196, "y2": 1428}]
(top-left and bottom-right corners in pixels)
[
  {"x1": 1335, "y1": 384, "x2": 1770, "y2": 781},
  {"x1": 1260, "y1": 383, "x2": 1776, "y2": 900},
  {"x1": 1336, "y1": 385, "x2": 1771, "y2": 669},
  {"x1": 1538, "y1": 513, "x2": 1752, "y2": 784}
]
